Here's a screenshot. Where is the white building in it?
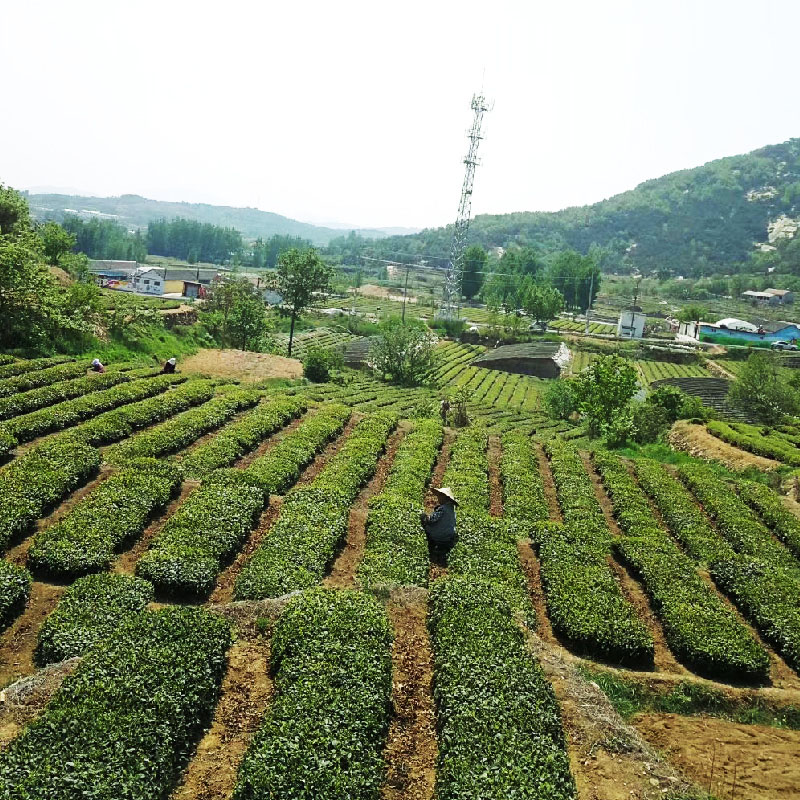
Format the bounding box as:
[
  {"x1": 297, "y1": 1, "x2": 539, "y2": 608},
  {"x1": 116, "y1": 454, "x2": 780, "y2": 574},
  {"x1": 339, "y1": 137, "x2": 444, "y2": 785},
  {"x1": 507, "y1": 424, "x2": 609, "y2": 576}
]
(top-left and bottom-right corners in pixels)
[
  {"x1": 130, "y1": 267, "x2": 166, "y2": 295},
  {"x1": 617, "y1": 310, "x2": 646, "y2": 339}
]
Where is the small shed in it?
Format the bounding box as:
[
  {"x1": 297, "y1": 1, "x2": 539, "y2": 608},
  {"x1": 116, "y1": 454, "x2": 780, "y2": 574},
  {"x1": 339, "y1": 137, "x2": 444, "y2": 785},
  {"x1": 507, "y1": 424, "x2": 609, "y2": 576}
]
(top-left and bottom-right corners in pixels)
[
  {"x1": 617, "y1": 310, "x2": 646, "y2": 339},
  {"x1": 470, "y1": 342, "x2": 570, "y2": 379}
]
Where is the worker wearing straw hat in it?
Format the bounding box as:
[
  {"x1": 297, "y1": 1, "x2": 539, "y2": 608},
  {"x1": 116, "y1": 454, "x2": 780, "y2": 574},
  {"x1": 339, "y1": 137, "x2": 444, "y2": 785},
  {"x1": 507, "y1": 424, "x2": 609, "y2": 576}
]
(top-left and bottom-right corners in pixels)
[{"x1": 420, "y1": 487, "x2": 458, "y2": 561}]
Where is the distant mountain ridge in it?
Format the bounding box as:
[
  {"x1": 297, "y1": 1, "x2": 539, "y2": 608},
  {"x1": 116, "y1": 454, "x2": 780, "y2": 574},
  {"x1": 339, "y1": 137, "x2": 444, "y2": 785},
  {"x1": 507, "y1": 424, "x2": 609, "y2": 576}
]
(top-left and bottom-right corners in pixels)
[{"x1": 24, "y1": 192, "x2": 407, "y2": 246}]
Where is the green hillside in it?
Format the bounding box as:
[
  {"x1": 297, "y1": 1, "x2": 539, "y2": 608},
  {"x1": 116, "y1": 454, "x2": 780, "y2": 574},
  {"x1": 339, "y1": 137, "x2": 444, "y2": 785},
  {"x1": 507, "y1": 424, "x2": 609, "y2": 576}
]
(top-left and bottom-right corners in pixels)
[{"x1": 364, "y1": 138, "x2": 800, "y2": 276}]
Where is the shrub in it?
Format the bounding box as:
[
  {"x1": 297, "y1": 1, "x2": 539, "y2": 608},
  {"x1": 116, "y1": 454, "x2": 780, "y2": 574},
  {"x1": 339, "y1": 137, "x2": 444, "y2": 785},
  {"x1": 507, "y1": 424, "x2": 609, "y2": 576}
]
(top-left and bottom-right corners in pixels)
[
  {"x1": 542, "y1": 380, "x2": 575, "y2": 421},
  {"x1": 0, "y1": 607, "x2": 230, "y2": 800},
  {"x1": 234, "y1": 589, "x2": 392, "y2": 800},
  {"x1": 735, "y1": 479, "x2": 800, "y2": 558},
  {"x1": 369, "y1": 317, "x2": 437, "y2": 386},
  {"x1": 442, "y1": 429, "x2": 489, "y2": 512},
  {"x1": 302, "y1": 345, "x2": 343, "y2": 382},
  {"x1": 28, "y1": 461, "x2": 181, "y2": 578},
  {"x1": 0, "y1": 561, "x2": 32, "y2": 631},
  {"x1": 35, "y1": 573, "x2": 154, "y2": 665}
]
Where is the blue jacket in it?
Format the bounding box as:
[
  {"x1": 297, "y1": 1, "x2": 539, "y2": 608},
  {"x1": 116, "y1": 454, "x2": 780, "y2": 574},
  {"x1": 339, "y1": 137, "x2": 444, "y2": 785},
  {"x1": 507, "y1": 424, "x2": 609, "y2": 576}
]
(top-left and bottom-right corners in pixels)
[{"x1": 422, "y1": 503, "x2": 456, "y2": 544}]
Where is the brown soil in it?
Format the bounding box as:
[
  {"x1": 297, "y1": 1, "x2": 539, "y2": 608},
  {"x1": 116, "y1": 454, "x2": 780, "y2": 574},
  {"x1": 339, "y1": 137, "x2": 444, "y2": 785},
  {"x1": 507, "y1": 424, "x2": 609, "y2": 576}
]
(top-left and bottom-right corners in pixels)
[
  {"x1": 209, "y1": 501, "x2": 283, "y2": 605},
  {"x1": 487, "y1": 435, "x2": 503, "y2": 517},
  {"x1": 669, "y1": 420, "x2": 779, "y2": 472},
  {"x1": 525, "y1": 633, "x2": 699, "y2": 800},
  {"x1": 517, "y1": 540, "x2": 557, "y2": 643},
  {"x1": 707, "y1": 360, "x2": 737, "y2": 380},
  {"x1": 633, "y1": 712, "x2": 800, "y2": 800},
  {"x1": 170, "y1": 634, "x2": 274, "y2": 800},
  {"x1": 0, "y1": 582, "x2": 65, "y2": 688},
  {"x1": 324, "y1": 425, "x2": 407, "y2": 589},
  {"x1": 231, "y1": 413, "x2": 306, "y2": 470},
  {"x1": 381, "y1": 589, "x2": 437, "y2": 800},
  {"x1": 180, "y1": 349, "x2": 302, "y2": 382},
  {"x1": 535, "y1": 442, "x2": 563, "y2": 522},
  {"x1": 0, "y1": 657, "x2": 80, "y2": 749},
  {"x1": 113, "y1": 480, "x2": 200, "y2": 575},
  {"x1": 353, "y1": 284, "x2": 418, "y2": 304}
]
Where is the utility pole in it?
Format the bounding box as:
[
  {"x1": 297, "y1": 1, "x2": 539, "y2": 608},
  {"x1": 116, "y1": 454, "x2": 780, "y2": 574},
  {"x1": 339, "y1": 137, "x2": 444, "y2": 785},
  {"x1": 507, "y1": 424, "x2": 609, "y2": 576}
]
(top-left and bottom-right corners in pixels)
[
  {"x1": 439, "y1": 93, "x2": 490, "y2": 320},
  {"x1": 401, "y1": 264, "x2": 411, "y2": 323},
  {"x1": 584, "y1": 271, "x2": 595, "y2": 334}
]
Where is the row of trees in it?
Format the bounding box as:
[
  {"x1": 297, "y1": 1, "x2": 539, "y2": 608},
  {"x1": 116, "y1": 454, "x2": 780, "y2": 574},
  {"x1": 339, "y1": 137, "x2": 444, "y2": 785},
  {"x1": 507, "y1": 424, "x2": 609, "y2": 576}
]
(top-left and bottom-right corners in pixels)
[
  {"x1": 146, "y1": 218, "x2": 244, "y2": 264},
  {"x1": 61, "y1": 216, "x2": 147, "y2": 263}
]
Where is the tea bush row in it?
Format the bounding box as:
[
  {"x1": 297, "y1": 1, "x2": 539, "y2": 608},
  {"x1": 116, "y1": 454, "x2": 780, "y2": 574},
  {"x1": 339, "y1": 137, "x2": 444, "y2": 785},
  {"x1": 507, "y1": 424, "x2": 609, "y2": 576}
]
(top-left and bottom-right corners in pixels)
[
  {"x1": 28, "y1": 460, "x2": 182, "y2": 578},
  {"x1": 0, "y1": 355, "x2": 74, "y2": 383},
  {"x1": 0, "y1": 606, "x2": 230, "y2": 799},
  {"x1": 707, "y1": 420, "x2": 800, "y2": 466},
  {"x1": 36, "y1": 573, "x2": 154, "y2": 664},
  {"x1": 234, "y1": 589, "x2": 392, "y2": 800},
  {"x1": 105, "y1": 389, "x2": 260, "y2": 464},
  {"x1": 501, "y1": 432, "x2": 549, "y2": 522},
  {"x1": 0, "y1": 560, "x2": 32, "y2": 631},
  {"x1": 429, "y1": 576, "x2": 576, "y2": 800},
  {"x1": 358, "y1": 419, "x2": 443, "y2": 588},
  {"x1": 443, "y1": 429, "x2": 489, "y2": 512},
  {"x1": 0, "y1": 359, "x2": 93, "y2": 398},
  {"x1": 235, "y1": 413, "x2": 397, "y2": 599},
  {"x1": 734, "y1": 479, "x2": 800, "y2": 559},
  {"x1": 542, "y1": 440, "x2": 653, "y2": 665},
  {"x1": 137, "y1": 405, "x2": 352, "y2": 598},
  {"x1": 177, "y1": 396, "x2": 306, "y2": 478},
  {"x1": 593, "y1": 451, "x2": 769, "y2": 681}
]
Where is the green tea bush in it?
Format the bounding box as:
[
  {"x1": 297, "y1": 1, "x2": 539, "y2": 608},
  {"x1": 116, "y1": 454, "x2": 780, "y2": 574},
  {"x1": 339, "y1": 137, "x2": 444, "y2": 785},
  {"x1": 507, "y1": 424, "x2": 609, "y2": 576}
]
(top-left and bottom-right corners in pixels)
[
  {"x1": 36, "y1": 573, "x2": 154, "y2": 664},
  {"x1": 735, "y1": 479, "x2": 800, "y2": 559},
  {"x1": 0, "y1": 428, "x2": 15, "y2": 462},
  {"x1": 429, "y1": 576, "x2": 576, "y2": 800},
  {"x1": 0, "y1": 355, "x2": 75, "y2": 384},
  {"x1": 235, "y1": 413, "x2": 396, "y2": 599},
  {"x1": 234, "y1": 589, "x2": 392, "y2": 800},
  {"x1": 0, "y1": 439, "x2": 100, "y2": 549},
  {"x1": 178, "y1": 396, "x2": 306, "y2": 478},
  {"x1": 707, "y1": 420, "x2": 800, "y2": 466},
  {"x1": 28, "y1": 461, "x2": 181, "y2": 578},
  {"x1": 594, "y1": 451, "x2": 769, "y2": 681},
  {"x1": 0, "y1": 361, "x2": 93, "y2": 398},
  {"x1": 105, "y1": 389, "x2": 260, "y2": 464},
  {"x1": 501, "y1": 432, "x2": 549, "y2": 522},
  {"x1": 358, "y1": 420, "x2": 443, "y2": 588},
  {"x1": 0, "y1": 560, "x2": 32, "y2": 630},
  {"x1": 442, "y1": 429, "x2": 489, "y2": 512},
  {"x1": 0, "y1": 607, "x2": 230, "y2": 799},
  {"x1": 302, "y1": 345, "x2": 343, "y2": 382}
]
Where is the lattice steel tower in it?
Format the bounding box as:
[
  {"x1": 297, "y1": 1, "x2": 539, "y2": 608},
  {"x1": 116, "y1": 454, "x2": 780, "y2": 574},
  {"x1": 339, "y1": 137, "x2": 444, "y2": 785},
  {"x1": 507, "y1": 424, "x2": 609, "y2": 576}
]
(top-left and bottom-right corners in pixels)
[{"x1": 439, "y1": 93, "x2": 490, "y2": 320}]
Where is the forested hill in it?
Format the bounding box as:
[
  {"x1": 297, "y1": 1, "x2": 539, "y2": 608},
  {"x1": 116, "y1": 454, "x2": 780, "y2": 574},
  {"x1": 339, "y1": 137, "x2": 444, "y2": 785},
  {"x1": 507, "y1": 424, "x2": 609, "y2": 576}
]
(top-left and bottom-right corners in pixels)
[
  {"x1": 24, "y1": 193, "x2": 400, "y2": 246},
  {"x1": 364, "y1": 138, "x2": 800, "y2": 276}
]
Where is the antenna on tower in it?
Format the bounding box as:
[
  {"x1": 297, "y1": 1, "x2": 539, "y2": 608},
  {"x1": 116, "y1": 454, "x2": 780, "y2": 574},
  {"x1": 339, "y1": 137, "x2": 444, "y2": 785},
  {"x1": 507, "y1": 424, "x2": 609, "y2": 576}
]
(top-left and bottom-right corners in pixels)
[{"x1": 438, "y1": 93, "x2": 490, "y2": 320}]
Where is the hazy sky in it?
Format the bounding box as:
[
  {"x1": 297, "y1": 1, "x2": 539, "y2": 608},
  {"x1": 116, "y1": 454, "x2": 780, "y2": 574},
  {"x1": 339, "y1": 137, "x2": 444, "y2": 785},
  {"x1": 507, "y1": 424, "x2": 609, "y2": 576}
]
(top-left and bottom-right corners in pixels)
[{"x1": 2, "y1": 0, "x2": 799, "y2": 229}]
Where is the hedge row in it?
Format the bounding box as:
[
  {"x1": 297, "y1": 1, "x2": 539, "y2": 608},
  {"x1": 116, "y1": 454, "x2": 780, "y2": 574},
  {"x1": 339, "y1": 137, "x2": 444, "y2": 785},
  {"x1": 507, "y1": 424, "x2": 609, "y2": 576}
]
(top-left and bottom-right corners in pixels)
[
  {"x1": 501, "y1": 432, "x2": 549, "y2": 523},
  {"x1": 0, "y1": 429, "x2": 15, "y2": 462},
  {"x1": 0, "y1": 355, "x2": 15, "y2": 366},
  {"x1": 633, "y1": 460, "x2": 733, "y2": 565},
  {"x1": 707, "y1": 420, "x2": 800, "y2": 466},
  {"x1": 177, "y1": 395, "x2": 306, "y2": 478},
  {"x1": 104, "y1": 389, "x2": 260, "y2": 464},
  {"x1": 0, "y1": 360, "x2": 91, "y2": 398},
  {"x1": 543, "y1": 440, "x2": 653, "y2": 665},
  {"x1": 0, "y1": 355, "x2": 73, "y2": 381},
  {"x1": 593, "y1": 451, "x2": 769, "y2": 681},
  {"x1": 0, "y1": 560, "x2": 32, "y2": 631},
  {"x1": 429, "y1": 576, "x2": 576, "y2": 800},
  {"x1": 1, "y1": 375, "x2": 182, "y2": 444},
  {"x1": 735, "y1": 479, "x2": 800, "y2": 560},
  {"x1": 0, "y1": 606, "x2": 230, "y2": 799},
  {"x1": 28, "y1": 460, "x2": 182, "y2": 578},
  {"x1": 234, "y1": 589, "x2": 392, "y2": 799},
  {"x1": 0, "y1": 370, "x2": 132, "y2": 420},
  {"x1": 443, "y1": 429, "x2": 489, "y2": 512},
  {"x1": 679, "y1": 466, "x2": 800, "y2": 575},
  {"x1": 358, "y1": 419, "x2": 443, "y2": 588},
  {"x1": 0, "y1": 439, "x2": 101, "y2": 550},
  {"x1": 235, "y1": 413, "x2": 397, "y2": 599},
  {"x1": 36, "y1": 573, "x2": 154, "y2": 665}
]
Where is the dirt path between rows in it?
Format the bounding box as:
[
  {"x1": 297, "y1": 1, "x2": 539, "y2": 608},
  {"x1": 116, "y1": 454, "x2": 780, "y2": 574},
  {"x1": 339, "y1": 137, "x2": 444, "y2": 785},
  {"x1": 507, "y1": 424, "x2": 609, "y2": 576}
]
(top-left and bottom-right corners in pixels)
[
  {"x1": 668, "y1": 420, "x2": 779, "y2": 472},
  {"x1": 517, "y1": 540, "x2": 557, "y2": 644},
  {"x1": 170, "y1": 632, "x2": 274, "y2": 800},
  {"x1": 381, "y1": 589, "x2": 437, "y2": 800},
  {"x1": 487, "y1": 435, "x2": 503, "y2": 517},
  {"x1": 535, "y1": 442, "x2": 563, "y2": 522},
  {"x1": 427, "y1": 430, "x2": 454, "y2": 584},
  {"x1": 324, "y1": 425, "x2": 407, "y2": 590},
  {"x1": 231, "y1": 413, "x2": 306, "y2": 470},
  {"x1": 112, "y1": 481, "x2": 200, "y2": 576}
]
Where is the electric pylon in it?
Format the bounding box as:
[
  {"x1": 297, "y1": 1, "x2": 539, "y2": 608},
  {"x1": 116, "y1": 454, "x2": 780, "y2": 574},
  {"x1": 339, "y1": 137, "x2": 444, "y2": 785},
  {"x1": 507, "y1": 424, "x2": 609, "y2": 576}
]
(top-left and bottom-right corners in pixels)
[{"x1": 438, "y1": 93, "x2": 490, "y2": 320}]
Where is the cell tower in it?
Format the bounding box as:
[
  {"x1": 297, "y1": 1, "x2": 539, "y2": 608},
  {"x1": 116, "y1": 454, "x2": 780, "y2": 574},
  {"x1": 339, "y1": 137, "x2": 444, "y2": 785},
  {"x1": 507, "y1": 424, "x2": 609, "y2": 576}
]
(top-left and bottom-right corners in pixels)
[{"x1": 439, "y1": 93, "x2": 490, "y2": 320}]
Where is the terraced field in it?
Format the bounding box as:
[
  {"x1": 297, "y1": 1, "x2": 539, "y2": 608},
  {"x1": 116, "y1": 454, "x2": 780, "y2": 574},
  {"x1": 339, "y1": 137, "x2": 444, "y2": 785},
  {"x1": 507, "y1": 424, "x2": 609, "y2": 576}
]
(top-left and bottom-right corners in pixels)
[
  {"x1": 271, "y1": 326, "x2": 355, "y2": 359},
  {"x1": 549, "y1": 317, "x2": 617, "y2": 335},
  {"x1": 636, "y1": 360, "x2": 710, "y2": 384},
  {"x1": 0, "y1": 354, "x2": 797, "y2": 800}
]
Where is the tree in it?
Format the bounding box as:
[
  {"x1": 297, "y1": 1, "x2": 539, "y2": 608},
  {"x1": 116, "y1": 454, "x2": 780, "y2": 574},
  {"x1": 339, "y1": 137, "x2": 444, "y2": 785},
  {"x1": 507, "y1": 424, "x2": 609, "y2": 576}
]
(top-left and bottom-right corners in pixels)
[
  {"x1": 728, "y1": 351, "x2": 799, "y2": 423},
  {"x1": 227, "y1": 295, "x2": 268, "y2": 351},
  {"x1": 461, "y1": 245, "x2": 487, "y2": 301},
  {"x1": 522, "y1": 284, "x2": 565, "y2": 331},
  {"x1": 572, "y1": 354, "x2": 638, "y2": 437},
  {"x1": 547, "y1": 250, "x2": 600, "y2": 312},
  {"x1": 39, "y1": 221, "x2": 76, "y2": 266},
  {"x1": 0, "y1": 184, "x2": 29, "y2": 235},
  {"x1": 273, "y1": 248, "x2": 333, "y2": 357},
  {"x1": 369, "y1": 317, "x2": 436, "y2": 386},
  {"x1": 676, "y1": 304, "x2": 708, "y2": 323}
]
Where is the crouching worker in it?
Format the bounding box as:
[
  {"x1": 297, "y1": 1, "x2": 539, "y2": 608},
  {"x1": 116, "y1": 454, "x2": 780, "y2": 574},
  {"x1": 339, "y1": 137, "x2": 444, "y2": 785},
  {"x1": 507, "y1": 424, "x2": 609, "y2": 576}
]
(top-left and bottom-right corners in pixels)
[
  {"x1": 420, "y1": 487, "x2": 458, "y2": 565},
  {"x1": 90, "y1": 358, "x2": 105, "y2": 373},
  {"x1": 162, "y1": 357, "x2": 177, "y2": 374}
]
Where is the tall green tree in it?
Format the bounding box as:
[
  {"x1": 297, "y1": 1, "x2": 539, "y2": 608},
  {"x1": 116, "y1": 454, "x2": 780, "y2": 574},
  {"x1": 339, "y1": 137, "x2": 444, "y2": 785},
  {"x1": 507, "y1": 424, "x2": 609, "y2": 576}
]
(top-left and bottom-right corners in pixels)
[
  {"x1": 728, "y1": 351, "x2": 799, "y2": 423},
  {"x1": 522, "y1": 284, "x2": 565, "y2": 331},
  {"x1": 572, "y1": 354, "x2": 638, "y2": 437},
  {"x1": 227, "y1": 295, "x2": 269, "y2": 351},
  {"x1": 547, "y1": 250, "x2": 600, "y2": 312},
  {"x1": 369, "y1": 317, "x2": 436, "y2": 386},
  {"x1": 273, "y1": 248, "x2": 333, "y2": 357},
  {"x1": 39, "y1": 221, "x2": 76, "y2": 266},
  {"x1": 461, "y1": 245, "x2": 487, "y2": 301}
]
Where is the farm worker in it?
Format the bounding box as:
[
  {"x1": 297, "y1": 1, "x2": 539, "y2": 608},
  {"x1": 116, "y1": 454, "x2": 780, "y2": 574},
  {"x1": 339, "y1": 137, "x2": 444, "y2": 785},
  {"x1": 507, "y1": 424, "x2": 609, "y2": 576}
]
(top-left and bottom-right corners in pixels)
[
  {"x1": 90, "y1": 358, "x2": 105, "y2": 373},
  {"x1": 162, "y1": 357, "x2": 177, "y2": 374},
  {"x1": 420, "y1": 487, "x2": 458, "y2": 561},
  {"x1": 439, "y1": 397, "x2": 450, "y2": 424}
]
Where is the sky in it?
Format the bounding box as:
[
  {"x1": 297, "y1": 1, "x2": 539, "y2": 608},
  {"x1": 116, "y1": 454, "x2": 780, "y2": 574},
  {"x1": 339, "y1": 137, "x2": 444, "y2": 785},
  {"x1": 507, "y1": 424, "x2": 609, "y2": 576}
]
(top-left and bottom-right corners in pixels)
[{"x1": 2, "y1": 0, "x2": 799, "y2": 230}]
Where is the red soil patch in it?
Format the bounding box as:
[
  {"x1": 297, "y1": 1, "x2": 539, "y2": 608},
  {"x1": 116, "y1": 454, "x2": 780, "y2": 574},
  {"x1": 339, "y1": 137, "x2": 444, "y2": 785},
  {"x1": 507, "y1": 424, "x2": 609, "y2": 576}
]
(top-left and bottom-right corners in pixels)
[
  {"x1": 517, "y1": 540, "x2": 556, "y2": 644},
  {"x1": 381, "y1": 590, "x2": 437, "y2": 800},
  {"x1": 634, "y1": 712, "x2": 800, "y2": 800},
  {"x1": 535, "y1": 442, "x2": 563, "y2": 522},
  {"x1": 180, "y1": 348, "x2": 302, "y2": 382}
]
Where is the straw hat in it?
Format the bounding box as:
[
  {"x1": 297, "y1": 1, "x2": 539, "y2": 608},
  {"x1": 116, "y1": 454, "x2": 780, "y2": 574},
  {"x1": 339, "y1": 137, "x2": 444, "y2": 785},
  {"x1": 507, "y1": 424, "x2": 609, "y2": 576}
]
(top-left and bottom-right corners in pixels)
[{"x1": 432, "y1": 487, "x2": 459, "y2": 506}]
